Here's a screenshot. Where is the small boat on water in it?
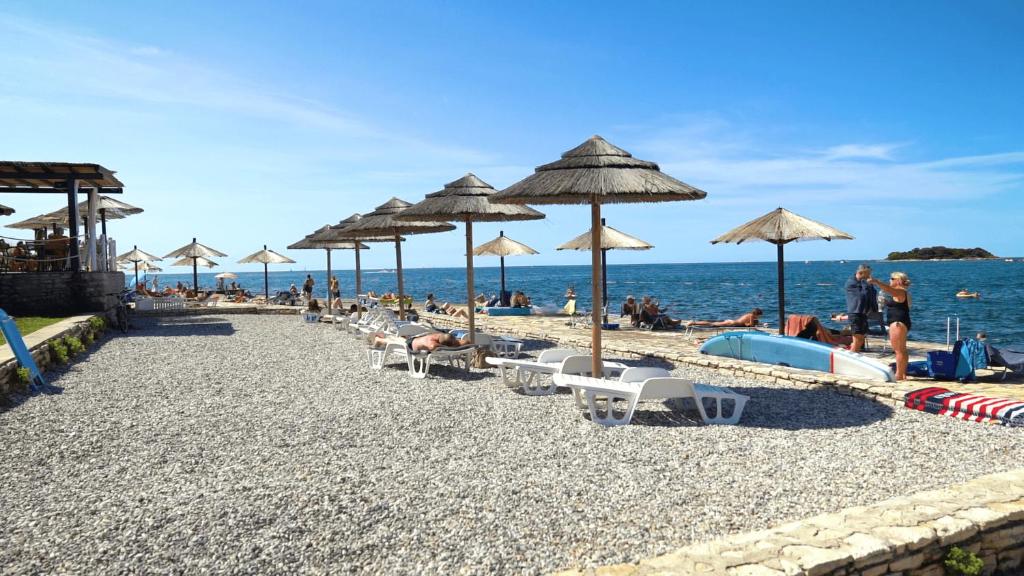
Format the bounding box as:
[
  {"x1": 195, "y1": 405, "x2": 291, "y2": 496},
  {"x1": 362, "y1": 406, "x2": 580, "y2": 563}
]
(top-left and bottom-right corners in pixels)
[
  {"x1": 956, "y1": 289, "x2": 980, "y2": 299},
  {"x1": 1006, "y1": 258, "x2": 1015, "y2": 263}
]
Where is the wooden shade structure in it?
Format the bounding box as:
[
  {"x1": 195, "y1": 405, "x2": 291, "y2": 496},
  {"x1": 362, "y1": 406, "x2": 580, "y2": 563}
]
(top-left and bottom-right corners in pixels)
[
  {"x1": 237, "y1": 245, "x2": 296, "y2": 301},
  {"x1": 0, "y1": 204, "x2": 13, "y2": 216},
  {"x1": 711, "y1": 207, "x2": 853, "y2": 334},
  {"x1": 491, "y1": 135, "x2": 706, "y2": 376},
  {"x1": 164, "y1": 238, "x2": 227, "y2": 290},
  {"x1": 396, "y1": 174, "x2": 544, "y2": 340},
  {"x1": 334, "y1": 198, "x2": 455, "y2": 320},
  {"x1": 117, "y1": 245, "x2": 162, "y2": 288},
  {"x1": 288, "y1": 224, "x2": 372, "y2": 314},
  {"x1": 0, "y1": 162, "x2": 124, "y2": 271},
  {"x1": 318, "y1": 214, "x2": 403, "y2": 320},
  {"x1": 473, "y1": 231, "x2": 539, "y2": 309},
  {"x1": 556, "y1": 218, "x2": 652, "y2": 324}
]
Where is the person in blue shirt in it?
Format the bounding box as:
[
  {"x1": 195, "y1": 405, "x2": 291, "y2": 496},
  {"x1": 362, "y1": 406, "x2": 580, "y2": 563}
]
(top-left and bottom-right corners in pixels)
[{"x1": 845, "y1": 264, "x2": 878, "y2": 353}]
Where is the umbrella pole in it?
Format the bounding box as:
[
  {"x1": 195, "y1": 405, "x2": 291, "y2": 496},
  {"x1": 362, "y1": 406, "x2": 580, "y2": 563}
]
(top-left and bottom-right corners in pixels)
[
  {"x1": 500, "y1": 256, "x2": 506, "y2": 307},
  {"x1": 355, "y1": 244, "x2": 362, "y2": 321},
  {"x1": 326, "y1": 248, "x2": 332, "y2": 315},
  {"x1": 777, "y1": 243, "x2": 785, "y2": 335},
  {"x1": 601, "y1": 248, "x2": 608, "y2": 325},
  {"x1": 193, "y1": 258, "x2": 198, "y2": 293},
  {"x1": 264, "y1": 262, "x2": 269, "y2": 304},
  {"x1": 466, "y1": 220, "x2": 475, "y2": 343},
  {"x1": 590, "y1": 202, "x2": 603, "y2": 377},
  {"x1": 394, "y1": 233, "x2": 405, "y2": 321},
  {"x1": 134, "y1": 261, "x2": 139, "y2": 289}
]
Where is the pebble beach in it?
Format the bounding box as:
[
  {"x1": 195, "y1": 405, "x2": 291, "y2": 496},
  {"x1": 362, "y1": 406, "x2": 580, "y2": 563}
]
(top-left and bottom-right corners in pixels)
[{"x1": 1, "y1": 315, "x2": 1020, "y2": 575}]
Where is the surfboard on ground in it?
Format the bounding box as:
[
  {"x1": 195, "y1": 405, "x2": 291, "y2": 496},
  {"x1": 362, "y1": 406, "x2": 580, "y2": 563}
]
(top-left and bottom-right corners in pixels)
[{"x1": 699, "y1": 331, "x2": 894, "y2": 382}]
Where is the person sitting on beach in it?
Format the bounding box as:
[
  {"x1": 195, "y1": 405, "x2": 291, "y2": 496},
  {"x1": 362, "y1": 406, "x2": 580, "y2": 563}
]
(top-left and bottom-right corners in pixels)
[
  {"x1": 424, "y1": 293, "x2": 439, "y2": 313},
  {"x1": 288, "y1": 283, "x2": 300, "y2": 305},
  {"x1": 475, "y1": 293, "x2": 488, "y2": 305},
  {"x1": 621, "y1": 295, "x2": 640, "y2": 327},
  {"x1": 687, "y1": 308, "x2": 764, "y2": 328},
  {"x1": 307, "y1": 298, "x2": 321, "y2": 313},
  {"x1": 484, "y1": 293, "x2": 500, "y2": 307},
  {"x1": 511, "y1": 291, "x2": 531, "y2": 308},
  {"x1": 441, "y1": 302, "x2": 469, "y2": 318},
  {"x1": 640, "y1": 296, "x2": 682, "y2": 329}
]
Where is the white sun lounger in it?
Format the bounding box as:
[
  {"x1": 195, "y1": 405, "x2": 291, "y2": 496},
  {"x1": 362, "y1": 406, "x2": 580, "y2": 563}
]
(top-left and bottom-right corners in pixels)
[
  {"x1": 302, "y1": 311, "x2": 322, "y2": 323},
  {"x1": 406, "y1": 344, "x2": 479, "y2": 379},
  {"x1": 366, "y1": 325, "x2": 439, "y2": 369},
  {"x1": 555, "y1": 368, "x2": 749, "y2": 426},
  {"x1": 485, "y1": 349, "x2": 627, "y2": 395}
]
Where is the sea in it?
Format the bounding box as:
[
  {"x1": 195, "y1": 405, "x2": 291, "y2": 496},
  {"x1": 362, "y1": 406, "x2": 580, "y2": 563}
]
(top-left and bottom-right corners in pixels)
[{"x1": 139, "y1": 259, "x2": 1024, "y2": 345}]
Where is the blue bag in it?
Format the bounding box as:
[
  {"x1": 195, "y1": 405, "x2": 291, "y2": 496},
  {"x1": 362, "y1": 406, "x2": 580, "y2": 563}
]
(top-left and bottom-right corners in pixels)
[{"x1": 927, "y1": 351, "x2": 958, "y2": 380}]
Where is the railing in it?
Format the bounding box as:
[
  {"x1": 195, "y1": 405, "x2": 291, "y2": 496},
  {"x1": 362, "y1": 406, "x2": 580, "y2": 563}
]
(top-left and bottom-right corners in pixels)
[{"x1": 0, "y1": 234, "x2": 118, "y2": 273}]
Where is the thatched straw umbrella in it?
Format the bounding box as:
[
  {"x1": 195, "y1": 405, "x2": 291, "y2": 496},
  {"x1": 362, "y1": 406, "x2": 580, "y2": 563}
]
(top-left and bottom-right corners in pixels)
[
  {"x1": 237, "y1": 245, "x2": 296, "y2": 301},
  {"x1": 164, "y1": 238, "x2": 227, "y2": 290},
  {"x1": 556, "y1": 218, "x2": 652, "y2": 324},
  {"x1": 322, "y1": 214, "x2": 404, "y2": 319},
  {"x1": 473, "y1": 231, "x2": 539, "y2": 308},
  {"x1": 334, "y1": 198, "x2": 455, "y2": 320},
  {"x1": 117, "y1": 245, "x2": 163, "y2": 288},
  {"x1": 170, "y1": 255, "x2": 218, "y2": 269},
  {"x1": 397, "y1": 174, "x2": 545, "y2": 341},
  {"x1": 0, "y1": 204, "x2": 13, "y2": 216},
  {"x1": 711, "y1": 207, "x2": 853, "y2": 334},
  {"x1": 491, "y1": 135, "x2": 706, "y2": 376},
  {"x1": 288, "y1": 224, "x2": 372, "y2": 313}
]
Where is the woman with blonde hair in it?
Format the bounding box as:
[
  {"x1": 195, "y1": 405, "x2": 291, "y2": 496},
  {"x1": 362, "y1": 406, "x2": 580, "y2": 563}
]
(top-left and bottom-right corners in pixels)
[{"x1": 870, "y1": 271, "x2": 912, "y2": 380}]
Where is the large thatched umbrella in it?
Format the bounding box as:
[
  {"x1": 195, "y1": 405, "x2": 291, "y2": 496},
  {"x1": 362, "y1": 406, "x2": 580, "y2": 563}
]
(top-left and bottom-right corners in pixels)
[
  {"x1": 289, "y1": 224, "x2": 372, "y2": 314},
  {"x1": 491, "y1": 135, "x2": 706, "y2": 376},
  {"x1": 170, "y1": 255, "x2": 218, "y2": 268},
  {"x1": 321, "y1": 214, "x2": 402, "y2": 320},
  {"x1": 711, "y1": 207, "x2": 853, "y2": 334},
  {"x1": 334, "y1": 198, "x2": 455, "y2": 320},
  {"x1": 0, "y1": 204, "x2": 13, "y2": 216},
  {"x1": 165, "y1": 238, "x2": 227, "y2": 291},
  {"x1": 473, "y1": 231, "x2": 539, "y2": 307},
  {"x1": 238, "y1": 245, "x2": 296, "y2": 301},
  {"x1": 397, "y1": 174, "x2": 545, "y2": 341},
  {"x1": 556, "y1": 218, "x2": 652, "y2": 324},
  {"x1": 117, "y1": 245, "x2": 163, "y2": 288}
]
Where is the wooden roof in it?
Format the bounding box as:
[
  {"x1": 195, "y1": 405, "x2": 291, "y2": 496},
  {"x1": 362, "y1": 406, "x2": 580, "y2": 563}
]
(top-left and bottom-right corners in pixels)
[{"x1": 0, "y1": 162, "x2": 124, "y2": 193}]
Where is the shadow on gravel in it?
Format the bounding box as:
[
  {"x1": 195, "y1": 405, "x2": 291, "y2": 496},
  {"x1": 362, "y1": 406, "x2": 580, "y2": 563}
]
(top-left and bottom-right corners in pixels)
[
  {"x1": 125, "y1": 316, "x2": 236, "y2": 337},
  {"x1": 582, "y1": 386, "x2": 893, "y2": 430}
]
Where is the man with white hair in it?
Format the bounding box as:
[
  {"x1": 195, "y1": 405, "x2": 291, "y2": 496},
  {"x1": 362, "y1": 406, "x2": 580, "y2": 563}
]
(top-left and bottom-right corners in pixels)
[{"x1": 845, "y1": 264, "x2": 878, "y2": 353}]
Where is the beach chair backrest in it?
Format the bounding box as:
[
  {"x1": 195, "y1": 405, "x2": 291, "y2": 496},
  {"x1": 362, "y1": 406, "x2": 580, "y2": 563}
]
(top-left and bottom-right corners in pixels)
[
  {"x1": 537, "y1": 348, "x2": 577, "y2": 364},
  {"x1": 559, "y1": 355, "x2": 595, "y2": 376},
  {"x1": 619, "y1": 367, "x2": 671, "y2": 383},
  {"x1": 396, "y1": 324, "x2": 433, "y2": 337},
  {"x1": 641, "y1": 377, "x2": 695, "y2": 399}
]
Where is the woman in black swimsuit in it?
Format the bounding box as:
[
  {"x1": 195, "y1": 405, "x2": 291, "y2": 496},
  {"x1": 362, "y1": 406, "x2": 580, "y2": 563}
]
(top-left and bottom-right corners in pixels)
[{"x1": 870, "y1": 271, "x2": 912, "y2": 380}]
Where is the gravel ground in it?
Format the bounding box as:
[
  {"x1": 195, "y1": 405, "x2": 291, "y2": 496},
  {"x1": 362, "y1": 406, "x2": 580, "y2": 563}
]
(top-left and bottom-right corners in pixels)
[{"x1": 1, "y1": 315, "x2": 1020, "y2": 575}]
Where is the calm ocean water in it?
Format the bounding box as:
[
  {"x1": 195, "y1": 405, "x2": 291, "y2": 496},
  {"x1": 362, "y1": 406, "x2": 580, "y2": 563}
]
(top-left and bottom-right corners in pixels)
[{"x1": 140, "y1": 259, "x2": 1024, "y2": 345}]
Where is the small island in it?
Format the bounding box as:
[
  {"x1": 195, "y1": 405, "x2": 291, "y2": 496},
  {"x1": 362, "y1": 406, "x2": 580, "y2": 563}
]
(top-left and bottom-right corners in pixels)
[{"x1": 886, "y1": 246, "x2": 996, "y2": 261}]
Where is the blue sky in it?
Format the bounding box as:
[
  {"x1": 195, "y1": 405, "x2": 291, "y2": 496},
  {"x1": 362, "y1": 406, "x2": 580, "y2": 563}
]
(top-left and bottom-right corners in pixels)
[{"x1": 1, "y1": 1, "x2": 1022, "y2": 272}]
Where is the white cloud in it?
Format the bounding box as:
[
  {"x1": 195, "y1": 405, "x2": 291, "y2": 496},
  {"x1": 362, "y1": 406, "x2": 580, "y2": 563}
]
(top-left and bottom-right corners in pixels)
[{"x1": 822, "y1": 143, "x2": 902, "y2": 160}]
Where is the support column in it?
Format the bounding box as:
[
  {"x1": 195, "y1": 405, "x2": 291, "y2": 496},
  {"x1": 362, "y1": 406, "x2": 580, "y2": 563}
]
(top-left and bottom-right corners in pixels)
[
  {"x1": 86, "y1": 188, "x2": 99, "y2": 271},
  {"x1": 777, "y1": 243, "x2": 786, "y2": 335},
  {"x1": 326, "y1": 248, "x2": 333, "y2": 315},
  {"x1": 590, "y1": 202, "x2": 603, "y2": 377},
  {"x1": 354, "y1": 243, "x2": 362, "y2": 321},
  {"x1": 394, "y1": 234, "x2": 406, "y2": 321},
  {"x1": 66, "y1": 179, "x2": 81, "y2": 272},
  {"x1": 465, "y1": 219, "x2": 475, "y2": 343}
]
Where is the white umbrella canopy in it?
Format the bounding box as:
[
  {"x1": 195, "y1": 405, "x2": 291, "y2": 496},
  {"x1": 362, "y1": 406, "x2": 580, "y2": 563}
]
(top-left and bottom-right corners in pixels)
[
  {"x1": 472, "y1": 231, "x2": 539, "y2": 309},
  {"x1": 6, "y1": 195, "x2": 142, "y2": 235},
  {"x1": 165, "y1": 238, "x2": 227, "y2": 291},
  {"x1": 711, "y1": 207, "x2": 854, "y2": 334},
  {"x1": 215, "y1": 272, "x2": 238, "y2": 280},
  {"x1": 170, "y1": 256, "x2": 218, "y2": 268},
  {"x1": 491, "y1": 135, "x2": 707, "y2": 375},
  {"x1": 117, "y1": 245, "x2": 163, "y2": 287},
  {"x1": 238, "y1": 245, "x2": 296, "y2": 299},
  {"x1": 557, "y1": 220, "x2": 653, "y2": 324},
  {"x1": 396, "y1": 174, "x2": 545, "y2": 339}
]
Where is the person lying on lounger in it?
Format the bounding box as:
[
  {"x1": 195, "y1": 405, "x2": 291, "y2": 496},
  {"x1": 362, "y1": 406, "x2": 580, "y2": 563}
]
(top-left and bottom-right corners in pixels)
[
  {"x1": 640, "y1": 296, "x2": 682, "y2": 328},
  {"x1": 441, "y1": 302, "x2": 469, "y2": 318},
  {"x1": 370, "y1": 331, "x2": 470, "y2": 352},
  {"x1": 687, "y1": 308, "x2": 763, "y2": 328}
]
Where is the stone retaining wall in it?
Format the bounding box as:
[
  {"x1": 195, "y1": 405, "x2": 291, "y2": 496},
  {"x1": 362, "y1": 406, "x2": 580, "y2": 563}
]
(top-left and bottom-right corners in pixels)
[
  {"x1": 0, "y1": 272, "x2": 124, "y2": 317},
  {"x1": 554, "y1": 469, "x2": 1024, "y2": 576},
  {"x1": 0, "y1": 316, "x2": 101, "y2": 402}
]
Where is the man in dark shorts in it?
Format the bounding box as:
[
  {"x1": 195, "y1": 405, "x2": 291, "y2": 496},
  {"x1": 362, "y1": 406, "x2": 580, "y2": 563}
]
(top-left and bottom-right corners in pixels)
[{"x1": 845, "y1": 264, "x2": 878, "y2": 353}]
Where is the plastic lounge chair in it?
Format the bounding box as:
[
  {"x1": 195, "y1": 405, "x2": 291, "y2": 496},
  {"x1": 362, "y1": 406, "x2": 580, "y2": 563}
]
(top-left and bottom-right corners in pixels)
[
  {"x1": 407, "y1": 344, "x2": 479, "y2": 379},
  {"x1": 490, "y1": 335, "x2": 524, "y2": 359},
  {"x1": 302, "y1": 311, "x2": 321, "y2": 323},
  {"x1": 556, "y1": 369, "x2": 749, "y2": 426},
  {"x1": 366, "y1": 325, "x2": 438, "y2": 370},
  {"x1": 485, "y1": 349, "x2": 627, "y2": 395}
]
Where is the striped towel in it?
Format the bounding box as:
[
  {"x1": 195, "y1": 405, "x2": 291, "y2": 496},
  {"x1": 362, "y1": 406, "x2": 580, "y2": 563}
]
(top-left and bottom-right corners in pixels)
[{"x1": 904, "y1": 387, "x2": 1024, "y2": 427}]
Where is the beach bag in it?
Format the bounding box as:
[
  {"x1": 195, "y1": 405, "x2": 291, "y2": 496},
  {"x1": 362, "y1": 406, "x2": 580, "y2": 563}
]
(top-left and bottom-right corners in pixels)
[
  {"x1": 927, "y1": 351, "x2": 958, "y2": 380},
  {"x1": 472, "y1": 347, "x2": 493, "y2": 369}
]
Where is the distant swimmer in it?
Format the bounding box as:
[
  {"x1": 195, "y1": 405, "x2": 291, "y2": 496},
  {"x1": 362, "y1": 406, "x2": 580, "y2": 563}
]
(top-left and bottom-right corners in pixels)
[{"x1": 956, "y1": 289, "x2": 980, "y2": 299}]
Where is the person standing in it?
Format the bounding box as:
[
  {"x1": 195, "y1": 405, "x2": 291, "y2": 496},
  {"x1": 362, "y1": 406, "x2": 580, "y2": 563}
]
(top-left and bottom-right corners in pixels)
[
  {"x1": 869, "y1": 271, "x2": 912, "y2": 380},
  {"x1": 302, "y1": 274, "x2": 315, "y2": 303},
  {"x1": 845, "y1": 264, "x2": 878, "y2": 353},
  {"x1": 329, "y1": 275, "x2": 341, "y2": 309}
]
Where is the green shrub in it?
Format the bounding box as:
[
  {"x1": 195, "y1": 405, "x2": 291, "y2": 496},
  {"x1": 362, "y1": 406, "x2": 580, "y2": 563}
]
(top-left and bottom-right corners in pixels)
[
  {"x1": 16, "y1": 367, "x2": 30, "y2": 384},
  {"x1": 48, "y1": 340, "x2": 69, "y2": 365},
  {"x1": 88, "y1": 316, "x2": 106, "y2": 332},
  {"x1": 83, "y1": 331, "x2": 94, "y2": 346},
  {"x1": 64, "y1": 336, "x2": 85, "y2": 357},
  {"x1": 945, "y1": 546, "x2": 984, "y2": 576}
]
